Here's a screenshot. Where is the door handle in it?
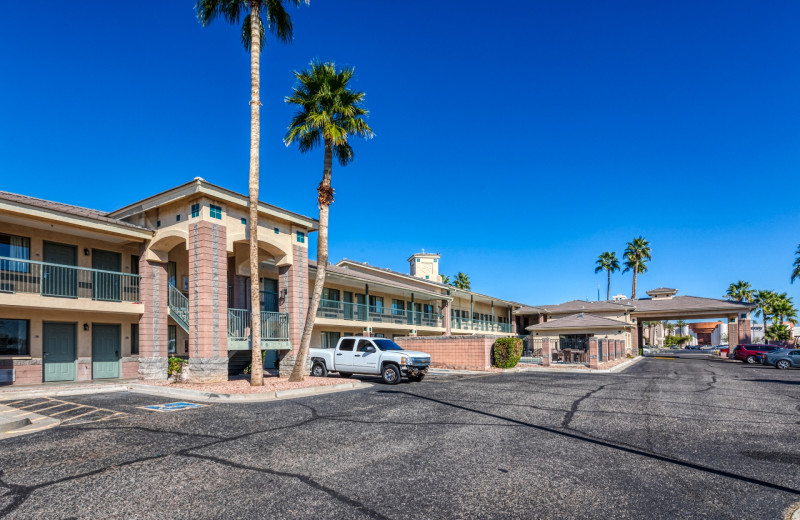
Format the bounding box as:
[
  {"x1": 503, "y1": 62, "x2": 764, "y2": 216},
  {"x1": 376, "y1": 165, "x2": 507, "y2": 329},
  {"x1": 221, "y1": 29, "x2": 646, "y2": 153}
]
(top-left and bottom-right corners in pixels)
[
  {"x1": 354, "y1": 354, "x2": 361, "y2": 357},
  {"x1": 336, "y1": 353, "x2": 342, "y2": 356},
  {"x1": 115, "y1": 351, "x2": 119, "y2": 357}
]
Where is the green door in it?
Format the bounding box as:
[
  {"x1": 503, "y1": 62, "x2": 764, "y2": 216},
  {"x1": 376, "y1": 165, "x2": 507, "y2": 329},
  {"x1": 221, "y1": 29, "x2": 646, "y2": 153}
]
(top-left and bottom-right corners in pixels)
[
  {"x1": 43, "y1": 322, "x2": 76, "y2": 382},
  {"x1": 92, "y1": 323, "x2": 121, "y2": 379},
  {"x1": 92, "y1": 249, "x2": 122, "y2": 301},
  {"x1": 43, "y1": 242, "x2": 78, "y2": 298}
]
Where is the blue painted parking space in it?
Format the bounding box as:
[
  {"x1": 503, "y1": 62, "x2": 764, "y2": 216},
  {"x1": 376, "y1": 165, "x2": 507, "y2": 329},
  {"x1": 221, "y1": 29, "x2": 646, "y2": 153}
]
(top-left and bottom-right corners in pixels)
[{"x1": 139, "y1": 402, "x2": 207, "y2": 413}]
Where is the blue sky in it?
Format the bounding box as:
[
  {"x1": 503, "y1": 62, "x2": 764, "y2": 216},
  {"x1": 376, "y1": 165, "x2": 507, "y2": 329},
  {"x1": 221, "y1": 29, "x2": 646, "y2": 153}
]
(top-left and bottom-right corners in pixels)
[{"x1": 1, "y1": 1, "x2": 798, "y2": 306}]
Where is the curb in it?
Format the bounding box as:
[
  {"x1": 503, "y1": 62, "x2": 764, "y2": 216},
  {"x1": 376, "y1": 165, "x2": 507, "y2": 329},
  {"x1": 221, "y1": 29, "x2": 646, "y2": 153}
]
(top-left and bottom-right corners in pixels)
[
  {"x1": 0, "y1": 384, "x2": 130, "y2": 400},
  {"x1": 514, "y1": 355, "x2": 644, "y2": 374},
  {"x1": 0, "y1": 404, "x2": 60, "y2": 439},
  {"x1": 127, "y1": 380, "x2": 368, "y2": 403}
]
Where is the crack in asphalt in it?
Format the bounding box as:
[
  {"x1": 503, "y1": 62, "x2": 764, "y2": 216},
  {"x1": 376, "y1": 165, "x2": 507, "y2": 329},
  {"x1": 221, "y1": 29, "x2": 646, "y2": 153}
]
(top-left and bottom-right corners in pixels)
[
  {"x1": 376, "y1": 390, "x2": 800, "y2": 498},
  {"x1": 561, "y1": 384, "x2": 608, "y2": 429},
  {"x1": 697, "y1": 369, "x2": 718, "y2": 393}
]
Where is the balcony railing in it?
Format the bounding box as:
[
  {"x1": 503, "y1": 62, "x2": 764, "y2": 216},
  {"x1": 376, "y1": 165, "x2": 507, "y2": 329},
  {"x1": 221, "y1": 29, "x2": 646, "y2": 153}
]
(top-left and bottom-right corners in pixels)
[
  {"x1": 0, "y1": 256, "x2": 140, "y2": 303},
  {"x1": 451, "y1": 315, "x2": 512, "y2": 333},
  {"x1": 316, "y1": 299, "x2": 443, "y2": 328},
  {"x1": 228, "y1": 309, "x2": 290, "y2": 341}
]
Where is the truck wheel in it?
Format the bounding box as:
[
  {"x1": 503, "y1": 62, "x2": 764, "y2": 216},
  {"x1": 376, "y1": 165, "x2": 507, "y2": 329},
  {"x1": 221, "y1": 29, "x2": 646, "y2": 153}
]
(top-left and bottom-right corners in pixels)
[
  {"x1": 311, "y1": 361, "x2": 328, "y2": 378},
  {"x1": 409, "y1": 373, "x2": 425, "y2": 383},
  {"x1": 338, "y1": 372, "x2": 352, "y2": 378},
  {"x1": 381, "y1": 364, "x2": 400, "y2": 385}
]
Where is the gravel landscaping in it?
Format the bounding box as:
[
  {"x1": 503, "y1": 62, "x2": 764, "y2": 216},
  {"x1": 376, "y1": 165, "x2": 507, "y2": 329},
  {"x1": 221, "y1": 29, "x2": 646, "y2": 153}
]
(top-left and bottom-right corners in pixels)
[{"x1": 138, "y1": 374, "x2": 352, "y2": 394}]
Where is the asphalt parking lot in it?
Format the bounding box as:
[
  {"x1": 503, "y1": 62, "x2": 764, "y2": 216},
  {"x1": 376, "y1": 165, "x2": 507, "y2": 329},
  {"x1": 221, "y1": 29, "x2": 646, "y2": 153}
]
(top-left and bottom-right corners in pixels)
[{"x1": 1, "y1": 357, "x2": 799, "y2": 519}]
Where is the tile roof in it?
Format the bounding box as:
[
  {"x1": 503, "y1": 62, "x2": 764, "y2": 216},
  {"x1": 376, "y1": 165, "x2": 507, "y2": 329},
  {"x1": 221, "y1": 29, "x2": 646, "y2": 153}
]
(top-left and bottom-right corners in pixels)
[
  {"x1": 309, "y1": 260, "x2": 448, "y2": 299},
  {"x1": 336, "y1": 259, "x2": 451, "y2": 288},
  {"x1": 515, "y1": 299, "x2": 633, "y2": 315},
  {"x1": 619, "y1": 296, "x2": 756, "y2": 313},
  {"x1": 526, "y1": 313, "x2": 631, "y2": 331},
  {"x1": 0, "y1": 191, "x2": 152, "y2": 232}
]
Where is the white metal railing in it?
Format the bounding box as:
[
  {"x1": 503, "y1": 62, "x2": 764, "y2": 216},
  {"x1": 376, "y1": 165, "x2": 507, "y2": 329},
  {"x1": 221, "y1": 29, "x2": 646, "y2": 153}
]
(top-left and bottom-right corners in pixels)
[
  {"x1": 0, "y1": 256, "x2": 140, "y2": 302},
  {"x1": 451, "y1": 315, "x2": 512, "y2": 333},
  {"x1": 228, "y1": 309, "x2": 289, "y2": 341}
]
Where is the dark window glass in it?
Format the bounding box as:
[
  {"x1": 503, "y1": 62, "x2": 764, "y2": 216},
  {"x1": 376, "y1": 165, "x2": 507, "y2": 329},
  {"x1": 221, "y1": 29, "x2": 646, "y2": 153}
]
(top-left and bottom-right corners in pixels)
[
  {"x1": 130, "y1": 255, "x2": 139, "y2": 275},
  {"x1": 210, "y1": 205, "x2": 222, "y2": 219},
  {"x1": 191, "y1": 203, "x2": 200, "y2": 218},
  {"x1": 131, "y1": 324, "x2": 139, "y2": 355},
  {"x1": 168, "y1": 325, "x2": 176, "y2": 354},
  {"x1": 0, "y1": 319, "x2": 29, "y2": 356},
  {"x1": 373, "y1": 339, "x2": 403, "y2": 351},
  {"x1": 321, "y1": 331, "x2": 340, "y2": 349},
  {"x1": 357, "y1": 339, "x2": 374, "y2": 352},
  {"x1": 0, "y1": 234, "x2": 30, "y2": 273},
  {"x1": 338, "y1": 338, "x2": 355, "y2": 351}
]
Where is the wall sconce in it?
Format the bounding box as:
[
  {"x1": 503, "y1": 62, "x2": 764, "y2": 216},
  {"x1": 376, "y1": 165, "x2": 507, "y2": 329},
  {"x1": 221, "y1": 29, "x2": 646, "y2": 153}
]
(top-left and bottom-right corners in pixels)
[
  {"x1": 83, "y1": 324, "x2": 90, "y2": 331},
  {"x1": 280, "y1": 288, "x2": 288, "y2": 299},
  {"x1": 83, "y1": 248, "x2": 90, "y2": 256}
]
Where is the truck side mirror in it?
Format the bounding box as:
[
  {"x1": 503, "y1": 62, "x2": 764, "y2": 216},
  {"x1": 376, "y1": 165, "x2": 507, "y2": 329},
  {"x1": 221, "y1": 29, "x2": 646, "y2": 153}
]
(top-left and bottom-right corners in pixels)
[{"x1": 366, "y1": 346, "x2": 376, "y2": 353}]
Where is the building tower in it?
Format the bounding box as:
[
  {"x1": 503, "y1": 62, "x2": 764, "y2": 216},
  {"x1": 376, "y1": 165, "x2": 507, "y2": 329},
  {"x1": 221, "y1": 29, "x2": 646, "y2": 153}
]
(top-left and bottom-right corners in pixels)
[{"x1": 408, "y1": 251, "x2": 440, "y2": 281}]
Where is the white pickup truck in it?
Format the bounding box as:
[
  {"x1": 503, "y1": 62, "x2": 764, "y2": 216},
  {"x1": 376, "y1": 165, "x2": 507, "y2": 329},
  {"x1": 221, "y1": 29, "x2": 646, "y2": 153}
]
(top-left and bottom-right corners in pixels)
[{"x1": 309, "y1": 337, "x2": 431, "y2": 384}]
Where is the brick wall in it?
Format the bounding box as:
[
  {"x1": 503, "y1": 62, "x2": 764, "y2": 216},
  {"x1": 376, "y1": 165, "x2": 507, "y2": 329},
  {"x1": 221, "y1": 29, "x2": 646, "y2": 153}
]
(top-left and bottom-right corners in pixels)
[
  {"x1": 188, "y1": 221, "x2": 228, "y2": 359},
  {"x1": 0, "y1": 360, "x2": 42, "y2": 386},
  {"x1": 394, "y1": 335, "x2": 504, "y2": 371}
]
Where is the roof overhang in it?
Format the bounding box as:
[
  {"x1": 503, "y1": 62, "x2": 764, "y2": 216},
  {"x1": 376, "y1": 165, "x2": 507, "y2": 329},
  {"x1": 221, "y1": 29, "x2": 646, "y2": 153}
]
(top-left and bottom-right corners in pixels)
[
  {"x1": 311, "y1": 266, "x2": 453, "y2": 301},
  {"x1": 109, "y1": 178, "x2": 319, "y2": 231}
]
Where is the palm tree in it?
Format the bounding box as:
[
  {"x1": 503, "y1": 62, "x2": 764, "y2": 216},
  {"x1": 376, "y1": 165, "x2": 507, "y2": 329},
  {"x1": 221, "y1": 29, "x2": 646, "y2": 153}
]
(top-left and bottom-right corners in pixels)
[
  {"x1": 440, "y1": 275, "x2": 451, "y2": 285},
  {"x1": 725, "y1": 280, "x2": 753, "y2": 302},
  {"x1": 770, "y1": 293, "x2": 797, "y2": 326},
  {"x1": 594, "y1": 252, "x2": 620, "y2": 300},
  {"x1": 622, "y1": 236, "x2": 652, "y2": 299},
  {"x1": 752, "y1": 290, "x2": 778, "y2": 335},
  {"x1": 792, "y1": 244, "x2": 800, "y2": 284},
  {"x1": 285, "y1": 61, "x2": 373, "y2": 382},
  {"x1": 453, "y1": 272, "x2": 471, "y2": 290},
  {"x1": 766, "y1": 323, "x2": 792, "y2": 342},
  {"x1": 663, "y1": 321, "x2": 675, "y2": 336},
  {"x1": 676, "y1": 320, "x2": 687, "y2": 336},
  {"x1": 196, "y1": 0, "x2": 307, "y2": 387}
]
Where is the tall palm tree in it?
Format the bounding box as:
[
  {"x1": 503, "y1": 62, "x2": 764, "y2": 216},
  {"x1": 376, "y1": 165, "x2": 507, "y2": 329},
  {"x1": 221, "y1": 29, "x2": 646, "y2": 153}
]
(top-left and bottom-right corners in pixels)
[
  {"x1": 770, "y1": 293, "x2": 797, "y2": 326},
  {"x1": 453, "y1": 272, "x2": 471, "y2": 290},
  {"x1": 284, "y1": 61, "x2": 373, "y2": 382},
  {"x1": 622, "y1": 236, "x2": 652, "y2": 299},
  {"x1": 594, "y1": 252, "x2": 620, "y2": 300},
  {"x1": 196, "y1": 0, "x2": 307, "y2": 386},
  {"x1": 725, "y1": 280, "x2": 753, "y2": 302},
  {"x1": 752, "y1": 290, "x2": 778, "y2": 335},
  {"x1": 663, "y1": 321, "x2": 675, "y2": 336},
  {"x1": 440, "y1": 275, "x2": 451, "y2": 285},
  {"x1": 676, "y1": 319, "x2": 687, "y2": 335},
  {"x1": 792, "y1": 245, "x2": 800, "y2": 284}
]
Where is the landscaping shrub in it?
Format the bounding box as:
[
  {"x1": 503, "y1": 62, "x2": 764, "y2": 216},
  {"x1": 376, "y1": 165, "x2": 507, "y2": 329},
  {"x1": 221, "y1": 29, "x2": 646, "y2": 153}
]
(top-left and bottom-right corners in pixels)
[
  {"x1": 664, "y1": 335, "x2": 693, "y2": 348},
  {"x1": 167, "y1": 357, "x2": 187, "y2": 377},
  {"x1": 243, "y1": 350, "x2": 267, "y2": 375},
  {"x1": 493, "y1": 337, "x2": 523, "y2": 369}
]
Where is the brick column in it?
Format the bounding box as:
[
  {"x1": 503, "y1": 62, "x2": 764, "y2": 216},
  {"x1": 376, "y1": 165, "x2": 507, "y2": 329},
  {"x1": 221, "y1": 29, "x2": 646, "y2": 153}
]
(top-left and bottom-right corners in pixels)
[
  {"x1": 278, "y1": 243, "x2": 309, "y2": 377},
  {"x1": 138, "y1": 246, "x2": 168, "y2": 380},
  {"x1": 187, "y1": 221, "x2": 228, "y2": 383},
  {"x1": 738, "y1": 318, "x2": 751, "y2": 345},
  {"x1": 631, "y1": 325, "x2": 639, "y2": 355},
  {"x1": 541, "y1": 338, "x2": 551, "y2": 367},
  {"x1": 589, "y1": 338, "x2": 599, "y2": 369},
  {"x1": 442, "y1": 299, "x2": 452, "y2": 336},
  {"x1": 728, "y1": 319, "x2": 738, "y2": 352}
]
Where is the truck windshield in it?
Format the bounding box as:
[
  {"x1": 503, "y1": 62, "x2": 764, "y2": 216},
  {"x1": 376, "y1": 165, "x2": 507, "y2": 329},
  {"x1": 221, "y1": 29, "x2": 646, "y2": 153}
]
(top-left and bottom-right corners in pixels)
[{"x1": 373, "y1": 339, "x2": 403, "y2": 351}]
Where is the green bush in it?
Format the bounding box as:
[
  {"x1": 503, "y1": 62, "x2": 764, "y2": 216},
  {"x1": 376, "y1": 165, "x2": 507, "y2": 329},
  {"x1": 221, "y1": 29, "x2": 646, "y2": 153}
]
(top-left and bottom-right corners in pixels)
[
  {"x1": 168, "y1": 357, "x2": 187, "y2": 377},
  {"x1": 493, "y1": 337, "x2": 523, "y2": 368},
  {"x1": 664, "y1": 335, "x2": 693, "y2": 348},
  {"x1": 243, "y1": 350, "x2": 267, "y2": 375}
]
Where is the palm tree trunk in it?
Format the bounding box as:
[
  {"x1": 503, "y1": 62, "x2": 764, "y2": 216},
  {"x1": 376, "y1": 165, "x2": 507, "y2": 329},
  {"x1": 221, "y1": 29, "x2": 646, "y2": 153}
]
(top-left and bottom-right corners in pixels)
[
  {"x1": 248, "y1": 2, "x2": 263, "y2": 386},
  {"x1": 606, "y1": 269, "x2": 611, "y2": 300},
  {"x1": 631, "y1": 260, "x2": 638, "y2": 299},
  {"x1": 290, "y1": 139, "x2": 333, "y2": 382}
]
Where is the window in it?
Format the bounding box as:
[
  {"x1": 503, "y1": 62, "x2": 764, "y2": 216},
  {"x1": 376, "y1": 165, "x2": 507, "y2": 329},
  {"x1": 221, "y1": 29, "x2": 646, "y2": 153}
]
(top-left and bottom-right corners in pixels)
[
  {"x1": 131, "y1": 324, "x2": 139, "y2": 355},
  {"x1": 373, "y1": 333, "x2": 385, "y2": 338},
  {"x1": 167, "y1": 261, "x2": 177, "y2": 288},
  {"x1": 241, "y1": 218, "x2": 247, "y2": 225},
  {"x1": 156, "y1": 220, "x2": 161, "y2": 228},
  {"x1": 357, "y1": 339, "x2": 374, "y2": 352},
  {"x1": 0, "y1": 233, "x2": 30, "y2": 273},
  {"x1": 369, "y1": 296, "x2": 384, "y2": 313},
  {"x1": 191, "y1": 203, "x2": 200, "y2": 218},
  {"x1": 338, "y1": 338, "x2": 355, "y2": 351},
  {"x1": 274, "y1": 227, "x2": 279, "y2": 234},
  {"x1": 373, "y1": 338, "x2": 402, "y2": 351},
  {"x1": 210, "y1": 204, "x2": 222, "y2": 219},
  {"x1": 392, "y1": 299, "x2": 405, "y2": 316},
  {"x1": 320, "y1": 331, "x2": 340, "y2": 349},
  {"x1": 0, "y1": 319, "x2": 29, "y2": 356},
  {"x1": 416, "y1": 258, "x2": 420, "y2": 262},
  {"x1": 434, "y1": 258, "x2": 437, "y2": 263},
  {"x1": 130, "y1": 255, "x2": 139, "y2": 275},
  {"x1": 322, "y1": 288, "x2": 340, "y2": 308},
  {"x1": 296, "y1": 232, "x2": 305, "y2": 243},
  {"x1": 176, "y1": 215, "x2": 181, "y2": 222},
  {"x1": 168, "y1": 325, "x2": 176, "y2": 354}
]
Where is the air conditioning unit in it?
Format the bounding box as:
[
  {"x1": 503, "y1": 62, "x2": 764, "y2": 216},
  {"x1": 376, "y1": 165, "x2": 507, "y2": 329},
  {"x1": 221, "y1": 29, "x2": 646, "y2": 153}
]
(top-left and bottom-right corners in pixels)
[{"x1": 0, "y1": 369, "x2": 15, "y2": 383}]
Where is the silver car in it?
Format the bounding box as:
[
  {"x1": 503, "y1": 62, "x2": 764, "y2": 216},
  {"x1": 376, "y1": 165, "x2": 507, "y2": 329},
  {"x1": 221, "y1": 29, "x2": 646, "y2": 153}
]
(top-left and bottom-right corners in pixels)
[{"x1": 763, "y1": 349, "x2": 800, "y2": 370}]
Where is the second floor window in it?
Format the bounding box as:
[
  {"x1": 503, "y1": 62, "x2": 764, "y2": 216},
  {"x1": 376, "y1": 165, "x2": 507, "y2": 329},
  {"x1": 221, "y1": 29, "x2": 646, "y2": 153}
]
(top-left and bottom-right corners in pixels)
[
  {"x1": 0, "y1": 233, "x2": 30, "y2": 272},
  {"x1": 392, "y1": 299, "x2": 405, "y2": 315},
  {"x1": 210, "y1": 204, "x2": 222, "y2": 219},
  {"x1": 369, "y1": 296, "x2": 383, "y2": 313},
  {"x1": 191, "y1": 203, "x2": 200, "y2": 218}
]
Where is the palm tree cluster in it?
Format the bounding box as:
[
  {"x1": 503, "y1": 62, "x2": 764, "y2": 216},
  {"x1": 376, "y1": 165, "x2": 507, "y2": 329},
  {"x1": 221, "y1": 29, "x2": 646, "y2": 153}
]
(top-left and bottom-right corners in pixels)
[
  {"x1": 450, "y1": 272, "x2": 471, "y2": 290},
  {"x1": 195, "y1": 1, "x2": 373, "y2": 384},
  {"x1": 594, "y1": 236, "x2": 652, "y2": 300},
  {"x1": 751, "y1": 290, "x2": 797, "y2": 342}
]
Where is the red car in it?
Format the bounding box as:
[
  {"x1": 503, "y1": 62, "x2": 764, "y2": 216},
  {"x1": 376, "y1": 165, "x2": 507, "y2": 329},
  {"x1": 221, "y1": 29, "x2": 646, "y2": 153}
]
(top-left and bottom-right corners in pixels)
[{"x1": 732, "y1": 344, "x2": 786, "y2": 364}]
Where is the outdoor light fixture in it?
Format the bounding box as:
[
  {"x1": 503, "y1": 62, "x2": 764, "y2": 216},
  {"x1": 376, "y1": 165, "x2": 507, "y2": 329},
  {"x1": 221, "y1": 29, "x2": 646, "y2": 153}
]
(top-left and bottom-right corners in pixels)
[
  {"x1": 280, "y1": 288, "x2": 288, "y2": 299},
  {"x1": 83, "y1": 248, "x2": 90, "y2": 256},
  {"x1": 83, "y1": 324, "x2": 89, "y2": 331}
]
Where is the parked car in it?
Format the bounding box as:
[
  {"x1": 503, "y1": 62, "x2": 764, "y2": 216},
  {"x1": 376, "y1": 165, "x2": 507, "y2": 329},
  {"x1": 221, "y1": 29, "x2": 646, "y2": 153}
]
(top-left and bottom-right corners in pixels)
[
  {"x1": 732, "y1": 344, "x2": 786, "y2": 364},
  {"x1": 762, "y1": 349, "x2": 800, "y2": 369},
  {"x1": 309, "y1": 336, "x2": 431, "y2": 384}
]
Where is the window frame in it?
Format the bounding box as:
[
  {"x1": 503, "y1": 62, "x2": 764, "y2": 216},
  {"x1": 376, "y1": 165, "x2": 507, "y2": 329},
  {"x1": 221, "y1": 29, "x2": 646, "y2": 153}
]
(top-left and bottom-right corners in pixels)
[{"x1": 0, "y1": 318, "x2": 30, "y2": 356}]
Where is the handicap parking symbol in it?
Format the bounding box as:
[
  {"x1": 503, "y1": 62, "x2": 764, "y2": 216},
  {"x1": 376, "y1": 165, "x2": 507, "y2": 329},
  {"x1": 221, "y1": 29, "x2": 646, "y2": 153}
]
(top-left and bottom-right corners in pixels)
[{"x1": 140, "y1": 402, "x2": 207, "y2": 412}]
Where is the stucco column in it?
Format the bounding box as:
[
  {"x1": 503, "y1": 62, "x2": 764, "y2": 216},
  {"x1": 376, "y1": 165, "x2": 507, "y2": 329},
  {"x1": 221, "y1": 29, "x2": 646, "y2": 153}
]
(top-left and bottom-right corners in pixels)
[
  {"x1": 631, "y1": 324, "x2": 640, "y2": 355},
  {"x1": 187, "y1": 221, "x2": 228, "y2": 383},
  {"x1": 727, "y1": 318, "x2": 738, "y2": 351},
  {"x1": 738, "y1": 318, "x2": 751, "y2": 345},
  {"x1": 541, "y1": 338, "x2": 551, "y2": 367},
  {"x1": 589, "y1": 338, "x2": 599, "y2": 369},
  {"x1": 442, "y1": 299, "x2": 452, "y2": 336},
  {"x1": 138, "y1": 245, "x2": 168, "y2": 380}
]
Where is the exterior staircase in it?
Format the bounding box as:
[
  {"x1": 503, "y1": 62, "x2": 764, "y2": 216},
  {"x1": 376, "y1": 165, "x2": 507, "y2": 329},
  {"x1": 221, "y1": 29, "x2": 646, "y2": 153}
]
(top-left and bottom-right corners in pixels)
[{"x1": 168, "y1": 284, "x2": 189, "y2": 332}]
